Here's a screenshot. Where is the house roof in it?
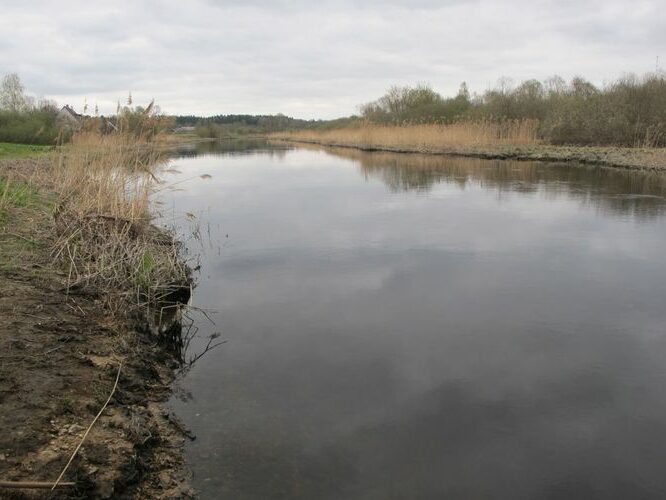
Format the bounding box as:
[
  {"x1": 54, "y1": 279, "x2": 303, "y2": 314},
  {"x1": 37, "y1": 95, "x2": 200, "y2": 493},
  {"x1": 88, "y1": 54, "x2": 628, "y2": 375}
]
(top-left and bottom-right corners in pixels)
[{"x1": 60, "y1": 105, "x2": 82, "y2": 118}]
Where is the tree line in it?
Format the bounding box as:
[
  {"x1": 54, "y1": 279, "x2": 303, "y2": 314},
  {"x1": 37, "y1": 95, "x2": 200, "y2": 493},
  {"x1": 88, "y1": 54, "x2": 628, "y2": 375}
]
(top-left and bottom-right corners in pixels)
[
  {"x1": 358, "y1": 73, "x2": 666, "y2": 147},
  {"x1": 175, "y1": 113, "x2": 340, "y2": 137}
]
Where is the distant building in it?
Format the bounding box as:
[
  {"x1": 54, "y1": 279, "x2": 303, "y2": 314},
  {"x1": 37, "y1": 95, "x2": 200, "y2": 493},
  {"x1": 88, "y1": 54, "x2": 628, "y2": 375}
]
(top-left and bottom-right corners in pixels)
[{"x1": 56, "y1": 105, "x2": 82, "y2": 131}]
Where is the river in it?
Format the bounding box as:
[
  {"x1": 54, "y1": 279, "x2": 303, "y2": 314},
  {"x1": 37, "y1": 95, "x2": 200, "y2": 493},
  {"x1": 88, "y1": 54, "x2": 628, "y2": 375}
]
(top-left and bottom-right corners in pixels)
[{"x1": 162, "y1": 140, "x2": 666, "y2": 499}]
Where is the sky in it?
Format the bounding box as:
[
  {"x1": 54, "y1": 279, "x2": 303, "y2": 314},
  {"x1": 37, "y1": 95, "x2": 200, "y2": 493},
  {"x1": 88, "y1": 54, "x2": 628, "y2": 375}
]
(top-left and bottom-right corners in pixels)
[{"x1": 0, "y1": 0, "x2": 663, "y2": 119}]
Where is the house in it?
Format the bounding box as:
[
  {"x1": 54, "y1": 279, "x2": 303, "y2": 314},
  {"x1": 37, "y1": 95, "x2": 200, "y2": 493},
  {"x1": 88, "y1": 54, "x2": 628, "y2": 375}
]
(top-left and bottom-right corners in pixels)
[{"x1": 56, "y1": 105, "x2": 82, "y2": 131}]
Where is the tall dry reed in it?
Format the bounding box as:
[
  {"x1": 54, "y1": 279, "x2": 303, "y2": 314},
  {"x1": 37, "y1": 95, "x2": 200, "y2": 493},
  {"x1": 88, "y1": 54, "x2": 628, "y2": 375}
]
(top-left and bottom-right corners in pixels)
[
  {"x1": 51, "y1": 131, "x2": 156, "y2": 220},
  {"x1": 275, "y1": 120, "x2": 539, "y2": 151},
  {"x1": 48, "y1": 131, "x2": 190, "y2": 319}
]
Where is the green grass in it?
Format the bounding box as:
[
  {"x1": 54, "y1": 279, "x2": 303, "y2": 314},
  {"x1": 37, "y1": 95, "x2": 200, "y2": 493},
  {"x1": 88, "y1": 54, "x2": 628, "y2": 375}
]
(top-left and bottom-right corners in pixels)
[
  {"x1": 0, "y1": 142, "x2": 52, "y2": 159},
  {"x1": 0, "y1": 177, "x2": 38, "y2": 207},
  {"x1": 0, "y1": 177, "x2": 41, "y2": 225},
  {"x1": 135, "y1": 249, "x2": 157, "y2": 288},
  {"x1": 0, "y1": 177, "x2": 48, "y2": 272}
]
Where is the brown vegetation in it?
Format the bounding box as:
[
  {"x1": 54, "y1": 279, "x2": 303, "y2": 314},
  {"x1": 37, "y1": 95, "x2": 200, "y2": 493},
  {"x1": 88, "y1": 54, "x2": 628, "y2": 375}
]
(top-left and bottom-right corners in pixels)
[
  {"x1": 275, "y1": 120, "x2": 539, "y2": 150},
  {"x1": 274, "y1": 124, "x2": 666, "y2": 170},
  {"x1": 45, "y1": 132, "x2": 190, "y2": 320}
]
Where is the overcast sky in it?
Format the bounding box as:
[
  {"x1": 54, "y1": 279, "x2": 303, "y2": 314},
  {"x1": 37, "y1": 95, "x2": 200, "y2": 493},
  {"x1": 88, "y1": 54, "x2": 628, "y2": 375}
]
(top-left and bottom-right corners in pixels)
[{"x1": 0, "y1": 0, "x2": 663, "y2": 118}]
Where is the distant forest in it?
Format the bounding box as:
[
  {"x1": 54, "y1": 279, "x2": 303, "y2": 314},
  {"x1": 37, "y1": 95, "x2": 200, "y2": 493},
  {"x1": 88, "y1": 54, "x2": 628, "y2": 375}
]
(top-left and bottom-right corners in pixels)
[{"x1": 174, "y1": 114, "x2": 357, "y2": 138}]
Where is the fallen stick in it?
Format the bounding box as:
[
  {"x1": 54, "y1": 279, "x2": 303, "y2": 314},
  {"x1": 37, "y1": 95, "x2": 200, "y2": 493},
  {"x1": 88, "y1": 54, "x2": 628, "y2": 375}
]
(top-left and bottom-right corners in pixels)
[
  {"x1": 0, "y1": 480, "x2": 76, "y2": 489},
  {"x1": 51, "y1": 361, "x2": 123, "y2": 491}
]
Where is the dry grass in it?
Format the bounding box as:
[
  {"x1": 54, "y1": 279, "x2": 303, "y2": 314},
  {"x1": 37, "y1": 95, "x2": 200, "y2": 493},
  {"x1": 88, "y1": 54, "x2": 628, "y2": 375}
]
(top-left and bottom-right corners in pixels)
[
  {"x1": 46, "y1": 131, "x2": 190, "y2": 319},
  {"x1": 274, "y1": 120, "x2": 540, "y2": 151},
  {"x1": 51, "y1": 132, "x2": 156, "y2": 219}
]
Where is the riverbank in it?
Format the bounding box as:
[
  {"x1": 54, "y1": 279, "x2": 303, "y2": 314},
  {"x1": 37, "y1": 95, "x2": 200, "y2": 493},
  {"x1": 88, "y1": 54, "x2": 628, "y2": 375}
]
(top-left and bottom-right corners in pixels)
[
  {"x1": 273, "y1": 126, "x2": 666, "y2": 170},
  {"x1": 0, "y1": 140, "x2": 194, "y2": 498}
]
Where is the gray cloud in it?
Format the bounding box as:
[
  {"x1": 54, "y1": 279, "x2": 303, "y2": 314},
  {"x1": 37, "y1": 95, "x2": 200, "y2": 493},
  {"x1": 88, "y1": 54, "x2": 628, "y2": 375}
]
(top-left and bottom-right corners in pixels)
[{"x1": 0, "y1": 0, "x2": 663, "y2": 117}]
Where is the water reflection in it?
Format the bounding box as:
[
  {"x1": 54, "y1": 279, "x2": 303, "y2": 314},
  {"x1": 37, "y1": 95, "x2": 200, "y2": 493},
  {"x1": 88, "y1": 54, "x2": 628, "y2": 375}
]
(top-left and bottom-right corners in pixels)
[
  {"x1": 173, "y1": 138, "x2": 292, "y2": 159},
  {"x1": 316, "y1": 145, "x2": 666, "y2": 219},
  {"x1": 166, "y1": 143, "x2": 666, "y2": 499}
]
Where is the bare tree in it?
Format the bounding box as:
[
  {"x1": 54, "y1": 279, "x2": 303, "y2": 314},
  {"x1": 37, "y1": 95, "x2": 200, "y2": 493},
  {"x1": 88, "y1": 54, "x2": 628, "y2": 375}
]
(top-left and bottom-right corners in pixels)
[
  {"x1": 37, "y1": 98, "x2": 58, "y2": 113},
  {"x1": 544, "y1": 75, "x2": 567, "y2": 96},
  {"x1": 0, "y1": 73, "x2": 27, "y2": 112}
]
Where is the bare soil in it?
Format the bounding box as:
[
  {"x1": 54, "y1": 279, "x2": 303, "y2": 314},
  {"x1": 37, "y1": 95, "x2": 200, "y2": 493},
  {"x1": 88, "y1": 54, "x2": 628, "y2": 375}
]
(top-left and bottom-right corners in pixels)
[{"x1": 0, "y1": 159, "x2": 194, "y2": 499}]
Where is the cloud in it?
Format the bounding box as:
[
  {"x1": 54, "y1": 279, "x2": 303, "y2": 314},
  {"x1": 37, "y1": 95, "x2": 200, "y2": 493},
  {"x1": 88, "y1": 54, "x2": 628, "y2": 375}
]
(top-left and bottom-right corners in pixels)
[{"x1": 0, "y1": 0, "x2": 663, "y2": 117}]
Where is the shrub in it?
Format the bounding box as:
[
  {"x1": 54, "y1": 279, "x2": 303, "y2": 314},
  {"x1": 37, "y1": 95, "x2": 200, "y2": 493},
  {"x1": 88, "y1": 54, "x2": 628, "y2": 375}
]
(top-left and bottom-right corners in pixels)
[{"x1": 0, "y1": 109, "x2": 60, "y2": 145}]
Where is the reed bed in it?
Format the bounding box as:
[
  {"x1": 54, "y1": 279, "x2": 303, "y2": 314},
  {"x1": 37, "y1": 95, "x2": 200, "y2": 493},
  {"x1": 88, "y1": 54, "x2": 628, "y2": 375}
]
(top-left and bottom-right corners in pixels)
[
  {"x1": 48, "y1": 131, "x2": 190, "y2": 319},
  {"x1": 275, "y1": 120, "x2": 540, "y2": 151}
]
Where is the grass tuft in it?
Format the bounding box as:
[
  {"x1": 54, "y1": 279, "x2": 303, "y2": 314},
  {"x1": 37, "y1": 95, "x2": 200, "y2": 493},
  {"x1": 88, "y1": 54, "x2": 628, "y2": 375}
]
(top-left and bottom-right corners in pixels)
[{"x1": 0, "y1": 177, "x2": 40, "y2": 222}]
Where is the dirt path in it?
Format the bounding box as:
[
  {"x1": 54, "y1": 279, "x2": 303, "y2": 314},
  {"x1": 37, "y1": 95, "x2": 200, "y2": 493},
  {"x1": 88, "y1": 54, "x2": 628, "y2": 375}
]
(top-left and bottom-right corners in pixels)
[{"x1": 0, "y1": 159, "x2": 193, "y2": 499}]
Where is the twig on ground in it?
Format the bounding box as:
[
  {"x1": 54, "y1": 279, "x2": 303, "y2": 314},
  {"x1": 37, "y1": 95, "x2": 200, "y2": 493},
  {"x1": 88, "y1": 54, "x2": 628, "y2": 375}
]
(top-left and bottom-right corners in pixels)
[
  {"x1": 0, "y1": 480, "x2": 76, "y2": 490},
  {"x1": 51, "y1": 361, "x2": 123, "y2": 491}
]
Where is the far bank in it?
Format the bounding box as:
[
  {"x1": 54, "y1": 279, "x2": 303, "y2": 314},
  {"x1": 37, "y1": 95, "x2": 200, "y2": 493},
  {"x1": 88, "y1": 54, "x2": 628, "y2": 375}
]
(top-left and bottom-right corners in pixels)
[{"x1": 273, "y1": 124, "x2": 666, "y2": 171}]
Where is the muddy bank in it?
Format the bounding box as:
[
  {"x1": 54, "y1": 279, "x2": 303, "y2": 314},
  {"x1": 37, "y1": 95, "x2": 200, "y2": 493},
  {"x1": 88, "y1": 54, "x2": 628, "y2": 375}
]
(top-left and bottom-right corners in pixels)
[
  {"x1": 275, "y1": 139, "x2": 666, "y2": 171},
  {"x1": 0, "y1": 158, "x2": 194, "y2": 499}
]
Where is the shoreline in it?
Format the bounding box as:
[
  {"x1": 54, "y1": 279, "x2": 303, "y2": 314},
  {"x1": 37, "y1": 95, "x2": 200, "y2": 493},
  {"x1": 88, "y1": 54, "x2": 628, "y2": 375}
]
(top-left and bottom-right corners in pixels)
[
  {"x1": 274, "y1": 138, "x2": 666, "y2": 171},
  {"x1": 0, "y1": 154, "x2": 194, "y2": 498}
]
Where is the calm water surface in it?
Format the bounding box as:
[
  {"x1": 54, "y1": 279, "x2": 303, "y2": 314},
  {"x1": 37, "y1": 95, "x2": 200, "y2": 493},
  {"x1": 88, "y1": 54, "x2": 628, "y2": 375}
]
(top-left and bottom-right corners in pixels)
[{"x1": 163, "y1": 140, "x2": 666, "y2": 499}]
